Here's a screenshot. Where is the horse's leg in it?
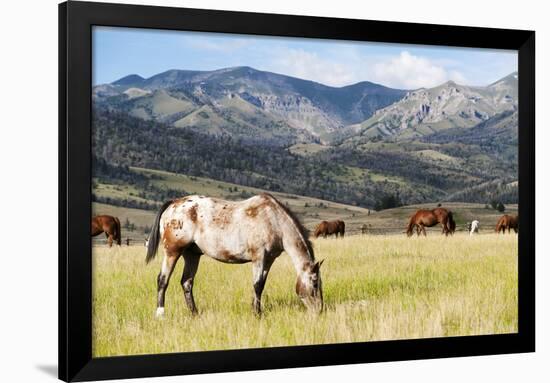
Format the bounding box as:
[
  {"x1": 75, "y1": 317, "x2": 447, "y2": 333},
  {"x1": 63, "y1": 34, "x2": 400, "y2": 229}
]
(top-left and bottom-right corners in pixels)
[
  {"x1": 155, "y1": 249, "x2": 180, "y2": 318},
  {"x1": 252, "y1": 253, "x2": 275, "y2": 315},
  {"x1": 421, "y1": 224, "x2": 427, "y2": 237},
  {"x1": 180, "y1": 251, "x2": 201, "y2": 315},
  {"x1": 103, "y1": 231, "x2": 112, "y2": 248}
]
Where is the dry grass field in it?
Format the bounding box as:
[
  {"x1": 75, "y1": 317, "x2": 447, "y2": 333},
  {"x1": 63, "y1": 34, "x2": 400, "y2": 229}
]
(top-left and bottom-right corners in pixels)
[{"x1": 92, "y1": 232, "x2": 518, "y2": 357}]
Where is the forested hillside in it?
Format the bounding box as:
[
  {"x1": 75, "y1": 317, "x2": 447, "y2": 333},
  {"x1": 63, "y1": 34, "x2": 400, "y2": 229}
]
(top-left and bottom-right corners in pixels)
[{"x1": 92, "y1": 105, "x2": 517, "y2": 209}]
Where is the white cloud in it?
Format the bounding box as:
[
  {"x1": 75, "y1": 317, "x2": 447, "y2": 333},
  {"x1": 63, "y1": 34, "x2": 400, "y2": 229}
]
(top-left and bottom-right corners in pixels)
[
  {"x1": 372, "y1": 51, "x2": 467, "y2": 89},
  {"x1": 182, "y1": 36, "x2": 250, "y2": 53},
  {"x1": 261, "y1": 48, "x2": 468, "y2": 89},
  {"x1": 267, "y1": 49, "x2": 356, "y2": 87}
]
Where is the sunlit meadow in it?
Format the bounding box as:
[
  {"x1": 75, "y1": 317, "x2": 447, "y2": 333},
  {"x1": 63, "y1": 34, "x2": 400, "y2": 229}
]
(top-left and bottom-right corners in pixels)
[{"x1": 92, "y1": 233, "x2": 517, "y2": 357}]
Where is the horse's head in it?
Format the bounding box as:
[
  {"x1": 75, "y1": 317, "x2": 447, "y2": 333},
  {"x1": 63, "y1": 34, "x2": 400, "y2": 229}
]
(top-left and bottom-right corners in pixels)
[
  {"x1": 406, "y1": 214, "x2": 416, "y2": 237},
  {"x1": 296, "y1": 260, "x2": 324, "y2": 313}
]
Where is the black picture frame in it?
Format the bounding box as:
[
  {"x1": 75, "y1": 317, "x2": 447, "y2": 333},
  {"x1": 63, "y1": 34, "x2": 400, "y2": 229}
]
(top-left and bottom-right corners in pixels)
[{"x1": 59, "y1": 1, "x2": 535, "y2": 381}]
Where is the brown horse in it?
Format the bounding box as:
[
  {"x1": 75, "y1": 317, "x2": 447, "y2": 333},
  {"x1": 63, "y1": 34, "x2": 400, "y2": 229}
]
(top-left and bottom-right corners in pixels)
[
  {"x1": 91, "y1": 215, "x2": 121, "y2": 247},
  {"x1": 314, "y1": 220, "x2": 345, "y2": 238},
  {"x1": 146, "y1": 193, "x2": 323, "y2": 317},
  {"x1": 495, "y1": 214, "x2": 518, "y2": 234},
  {"x1": 406, "y1": 208, "x2": 456, "y2": 237}
]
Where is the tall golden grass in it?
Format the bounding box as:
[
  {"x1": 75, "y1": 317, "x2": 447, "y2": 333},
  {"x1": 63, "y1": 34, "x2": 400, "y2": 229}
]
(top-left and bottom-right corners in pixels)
[{"x1": 92, "y1": 233, "x2": 517, "y2": 357}]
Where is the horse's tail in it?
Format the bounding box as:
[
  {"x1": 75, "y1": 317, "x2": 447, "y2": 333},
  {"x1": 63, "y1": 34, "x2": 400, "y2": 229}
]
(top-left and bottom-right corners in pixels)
[
  {"x1": 114, "y1": 217, "x2": 122, "y2": 245},
  {"x1": 146, "y1": 200, "x2": 174, "y2": 264},
  {"x1": 406, "y1": 215, "x2": 415, "y2": 237},
  {"x1": 447, "y1": 212, "x2": 456, "y2": 234},
  {"x1": 340, "y1": 221, "x2": 345, "y2": 237}
]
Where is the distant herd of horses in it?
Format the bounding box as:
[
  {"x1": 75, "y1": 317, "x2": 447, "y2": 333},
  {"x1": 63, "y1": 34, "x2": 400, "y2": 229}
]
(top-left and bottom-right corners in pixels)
[{"x1": 91, "y1": 193, "x2": 518, "y2": 316}]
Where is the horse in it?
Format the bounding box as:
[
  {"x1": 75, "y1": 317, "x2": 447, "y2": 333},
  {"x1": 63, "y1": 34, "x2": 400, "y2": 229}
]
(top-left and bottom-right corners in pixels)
[
  {"x1": 469, "y1": 220, "x2": 480, "y2": 236},
  {"x1": 313, "y1": 220, "x2": 345, "y2": 238},
  {"x1": 495, "y1": 214, "x2": 518, "y2": 234},
  {"x1": 406, "y1": 208, "x2": 455, "y2": 237},
  {"x1": 146, "y1": 193, "x2": 324, "y2": 317},
  {"x1": 91, "y1": 215, "x2": 121, "y2": 247}
]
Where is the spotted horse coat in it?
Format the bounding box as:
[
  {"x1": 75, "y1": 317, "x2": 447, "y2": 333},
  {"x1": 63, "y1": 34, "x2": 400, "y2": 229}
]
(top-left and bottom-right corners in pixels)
[{"x1": 146, "y1": 193, "x2": 324, "y2": 316}]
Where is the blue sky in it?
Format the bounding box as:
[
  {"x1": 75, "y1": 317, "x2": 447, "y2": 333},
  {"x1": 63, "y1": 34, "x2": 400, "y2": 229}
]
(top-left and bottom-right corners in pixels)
[{"x1": 92, "y1": 26, "x2": 517, "y2": 89}]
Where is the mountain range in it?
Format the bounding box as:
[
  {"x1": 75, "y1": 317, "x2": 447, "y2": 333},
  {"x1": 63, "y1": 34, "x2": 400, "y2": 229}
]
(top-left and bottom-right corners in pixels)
[
  {"x1": 93, "y1": 66, "x2": 407, "y2": 144},
  {"x1": 345, "y1": 72, "x2": 517, "y2": 140},
  {"x1": 92, "y1": 66, "x2": 519, "y2": 208},
  {"x1": 94, "y1": 66, "x2": 517, "y2": 144}
]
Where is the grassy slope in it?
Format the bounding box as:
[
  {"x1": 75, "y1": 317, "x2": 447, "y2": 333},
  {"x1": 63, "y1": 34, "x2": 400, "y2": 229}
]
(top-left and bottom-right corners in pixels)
[
  {"x1": 288, "y1": 143, "x2": 330, "y2": 155},
  {"x1": 92, "y1": 233, "x2": 517, "y2": 357}
]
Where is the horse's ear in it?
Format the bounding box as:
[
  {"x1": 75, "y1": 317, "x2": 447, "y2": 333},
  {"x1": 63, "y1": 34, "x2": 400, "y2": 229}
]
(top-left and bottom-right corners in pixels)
[{"x1": 312, "y1": 259, "x2": 325, "y2": 272}]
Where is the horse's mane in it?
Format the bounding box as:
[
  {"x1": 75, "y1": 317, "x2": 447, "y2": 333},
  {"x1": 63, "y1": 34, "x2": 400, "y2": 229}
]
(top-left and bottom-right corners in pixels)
[{"x1": 262, "y1": 193, "x2": 315, "y2": 260}]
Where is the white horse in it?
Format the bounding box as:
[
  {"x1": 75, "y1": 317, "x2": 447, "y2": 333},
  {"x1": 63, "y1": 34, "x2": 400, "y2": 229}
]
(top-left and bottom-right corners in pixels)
[
  {"x1": 469, "y1": 220, "x2": 480, "y2": 236},
  {"x1": 146, "y1": 193, "x2": 324, "y2": 317}
]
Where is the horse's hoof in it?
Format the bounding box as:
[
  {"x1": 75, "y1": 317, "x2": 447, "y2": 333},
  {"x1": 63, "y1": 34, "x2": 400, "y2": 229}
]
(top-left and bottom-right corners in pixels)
[{"x1": 155, "y1": 307, "x2": 165, "y2": 318}]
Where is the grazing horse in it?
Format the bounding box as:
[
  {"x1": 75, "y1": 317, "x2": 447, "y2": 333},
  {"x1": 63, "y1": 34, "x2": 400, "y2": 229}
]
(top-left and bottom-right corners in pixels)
[
  {"x1": 406, "y1": 208, "x2": 456, "y2": 237},
  {"x1": 91, "y1": 215, "x2": 121, "y2": 247},
  {"x1": 496, "y1": 214, "x2": 518, "y2": 234},
  {"x1": 469, "y1": 220, "x2": 480, "y2": 236},
  {"x1": 146, "y1": 193, "x2": 324, "y2": 317},
  {"x1": 314, "y1": 220, "x2": 345, "y2": 238}
]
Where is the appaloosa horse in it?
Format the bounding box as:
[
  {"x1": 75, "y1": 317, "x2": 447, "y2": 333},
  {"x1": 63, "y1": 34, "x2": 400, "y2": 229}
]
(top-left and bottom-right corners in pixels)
[
  {"x1": 406, "y1": 208, "x2": 456, "y2": 237},
  {"x1": 314, "y1": 220, "x2": 345, "y2": 238},
  {"x1": 495, "y1": 214, "x2": 518, "y2": 234},
  {"x1": 91, "y1": 215, "x2": 121, "y2": 247},
  {"x1": 146, "y1": 193, "x2": 324, "y2": 317}
]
